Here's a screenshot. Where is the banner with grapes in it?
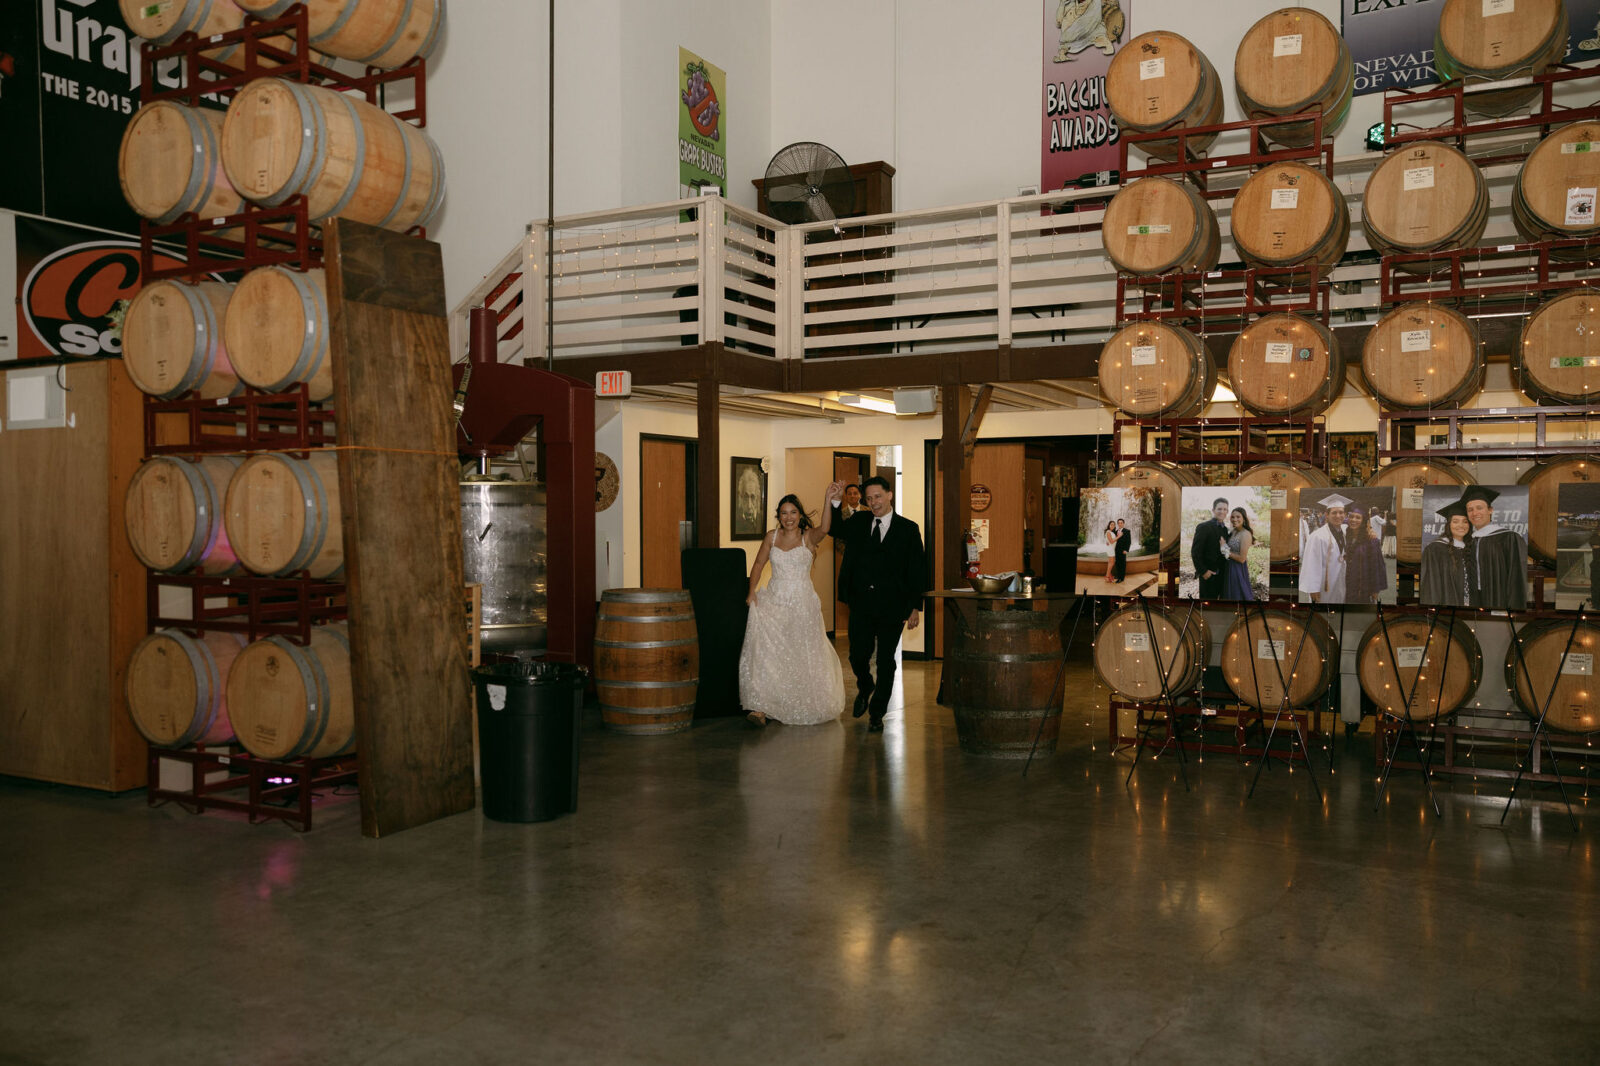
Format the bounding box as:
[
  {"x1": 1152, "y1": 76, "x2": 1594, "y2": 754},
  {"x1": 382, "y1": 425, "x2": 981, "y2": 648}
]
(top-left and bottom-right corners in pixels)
[{"x1": 679, "y1": 48, "x2": 727, "y2": 198}]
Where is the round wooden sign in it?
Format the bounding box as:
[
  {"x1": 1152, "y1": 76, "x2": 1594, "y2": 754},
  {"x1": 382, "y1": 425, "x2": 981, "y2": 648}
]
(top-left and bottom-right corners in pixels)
[
  {"x1": 970, "y1": 484, "x2": 992, "y2": 512},
  {"x1": 595, "y1": 452, "x2": 620, "y2": 512}
]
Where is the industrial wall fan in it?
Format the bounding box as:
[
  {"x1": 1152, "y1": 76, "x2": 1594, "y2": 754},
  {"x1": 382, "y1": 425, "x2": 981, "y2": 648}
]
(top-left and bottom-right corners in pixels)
[{"x1": 763, "y1": 141, "x2": 856, "y2": 223}]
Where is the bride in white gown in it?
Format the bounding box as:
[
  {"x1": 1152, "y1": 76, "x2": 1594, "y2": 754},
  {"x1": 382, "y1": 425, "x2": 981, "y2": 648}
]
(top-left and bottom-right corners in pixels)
[{"x1": 739, "y1": 485, "x2": 847, "y2": 725}]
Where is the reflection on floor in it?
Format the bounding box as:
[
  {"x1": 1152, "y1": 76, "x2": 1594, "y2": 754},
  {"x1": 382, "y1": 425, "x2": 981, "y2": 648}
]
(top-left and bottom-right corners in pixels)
[{"x1": 2, "y1": 649, "x2": 1596, "y2": 1063}]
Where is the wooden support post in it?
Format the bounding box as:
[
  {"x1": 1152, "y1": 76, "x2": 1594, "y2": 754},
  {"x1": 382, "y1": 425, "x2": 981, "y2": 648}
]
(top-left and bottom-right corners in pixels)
[
  {"x1": 697, "y1": 357, "x2": 721, "y2": 548},
  {"x1": 325, "y1": 220, "x2": 475, "y2": 839},
  {"x1": 940, "y1": 383, "x2": 973, "y2": 594}
]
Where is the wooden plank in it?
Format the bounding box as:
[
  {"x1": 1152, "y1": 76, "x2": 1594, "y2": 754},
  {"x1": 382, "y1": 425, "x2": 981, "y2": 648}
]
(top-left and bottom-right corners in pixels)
[{"x1": 324, "y1": 219, "x2": 474, "y2": 839}]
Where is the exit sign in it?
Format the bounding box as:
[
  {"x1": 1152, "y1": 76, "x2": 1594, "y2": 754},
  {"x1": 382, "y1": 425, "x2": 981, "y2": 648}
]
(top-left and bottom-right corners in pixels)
[{"x1": 595, "y1": 370, "x2": 632, "y2": 398}]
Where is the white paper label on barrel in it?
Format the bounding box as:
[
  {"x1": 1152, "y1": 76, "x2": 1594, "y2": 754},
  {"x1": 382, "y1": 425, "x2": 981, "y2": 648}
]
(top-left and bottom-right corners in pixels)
[
  {"x1": 1271, "y1": 188, "x2": 1299, "y2": 210},
  {"x1": 1400, "y1": 329, "x2": 1431, "y2": 353},
  {"x1": 1396, "y1": 646, "x2": 1427, "y2": 669},
  {"x1": 1402, "y1": 487, "x2": 1424, "y2": 509},
  {"x1": 1482, "y1": 0, "x2": 1513, "y2": 14},
  {"x1": 1562, "y1": 653, "x2": 1594, "y2": 676},
  {"x1": 1271, "y1": 489, "x2": 1288, "y2": 509},
  {"x1": 1131, "y1": 345, "x2": 1158, "y2": 366},
  {"x1": 1274, "y1": 34, "x2": 1302, "y2": 57},
  {"x1": 487, "y1": 684, "x2": 507, "y2": 710},
  {"x1": 1125, "y1": 632, "x2": 1150, "y2": 652},
  {"x1": 1565, "y1": 187, "x2": 1596, "y2": 227},
  {"x1": 1140, "y1": 58, "x2": 1165, "y2": 80},
  {"x1": 1265, "y1": 342, "x2": 1293, "y2": 364},
  {"x1": 1403, "y1": 167, "x2": 1435, "y2": 191},
  {"x1": 1126, "y1": 224, "x2": 1172, "y2": 235},
  {"x1": 1257, "y1": 639, "x2": 1287, "y2": 660}
]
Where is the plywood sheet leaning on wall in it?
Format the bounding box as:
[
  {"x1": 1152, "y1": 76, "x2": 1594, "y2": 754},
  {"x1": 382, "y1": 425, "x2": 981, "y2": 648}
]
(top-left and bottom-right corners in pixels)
[{"x1": 324, "y1": 219, "x2": 473, "y2": 838}]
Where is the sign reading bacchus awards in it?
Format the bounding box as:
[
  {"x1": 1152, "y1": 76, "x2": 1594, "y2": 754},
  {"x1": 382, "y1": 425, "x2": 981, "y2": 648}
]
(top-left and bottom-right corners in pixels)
[
  {"x1": 1041, "y1": 0, "x2": 1129, "y2": 192},
  {"x1": 678, "y1": 48, "x2": 726, "y2": 197}
]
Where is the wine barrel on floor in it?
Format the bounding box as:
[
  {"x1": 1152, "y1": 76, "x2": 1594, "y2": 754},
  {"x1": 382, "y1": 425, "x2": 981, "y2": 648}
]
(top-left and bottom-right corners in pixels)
[
  {"x1": 1101, "y1": 177, "x2": 1220, "y2": 277},
  {"x1": 1356, "y1": 611, "x2": 1482, "y2": 721},
  {"x1": 1098, "y1": 321, "x2": 1215, "y2": 418},
  {"x1": 126, "y1": 629, "x2": 247, "y2": 749},
  {"x1": 1221, "y1": 609, "x2": 1338, "y2": 710},
  {"x1": 1361, "y1": 141, "x2": 1489, "y2": 267},
  {"x1": 223, "y1": 451, "x2": 345, "y2": 579},
  {"x1": 1230, "y1": 162, "x2": 1350, "y2": 271},
  {"x1": 1227, "y1": 313, "x2": 1344, "y2": 417},
  {"x1": 1233, "y1": 460, "x2": 1332, "y2": 563},
  {"x1": 1093, "y1": 603, "x2": 1211, "y2": 704},
  {"x1": 1365, "y1": 459, "x2": 1474, "y2": 566},
  {"x1": 950, "y1": 606, "x2": 1066, "y2": 757},
  {"x1": 122, "y1": 280, "x2": 240, "y2": 401},
  {"x1": 1515, "y1": 291, "x2": 1600, "y2": 405},
  {"x1": 124, "y1": 455, "x2": 242, "y2": 575},
  {"x1": 1234, "y1": 8, "x2": 1353, "y2": 148},
  {"x1": 1361, "y1": 303, "x2": 1484, "y2": 411},
  {"x1": 1106, "y1": 31, "x2": 1223, "y2": 160},
  {"x1": 594, "y1": 589, "x2": 699, "y2": 735},
  {"x1": 1107, "y1": 461, "x2": 1204, "y2": 561},
  {"x1": 1519, "y1": 456, "x2": 1600, "y2": 565},
  {"x1": 1505, "y1": 617, "x2": 1600, "y2": 733},
  {"x1": 226, "y1": 624, "x2": 355, "y2": 760},
  {"x1": 1435, "y1": 0, "x2": 1567, "y2": 118}
]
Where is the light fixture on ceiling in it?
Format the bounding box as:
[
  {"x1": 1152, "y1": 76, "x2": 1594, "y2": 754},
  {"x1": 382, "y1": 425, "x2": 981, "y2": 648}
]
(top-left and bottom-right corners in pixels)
[{"x1": 837, "y1": 393, "x2": 897, "y2": 414}]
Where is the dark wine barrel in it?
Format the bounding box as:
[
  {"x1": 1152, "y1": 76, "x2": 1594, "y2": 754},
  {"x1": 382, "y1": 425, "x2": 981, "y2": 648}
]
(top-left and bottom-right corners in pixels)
[
  {"x1": 594, "y1": 589, "x2": 699, "y2": 735},
  {"x1": 1356, "y1": 611, "x2": 1482, "y2": 721},
  {"x1": 1505, "y1": 617, "x2": 1600, "y2": 733},
  {"x1": 950, "y1": 606, "x2": 1065, "y2": 757},
  {"x1": 1220, "y1": 609, "x2": 1338, "y2": 709}
]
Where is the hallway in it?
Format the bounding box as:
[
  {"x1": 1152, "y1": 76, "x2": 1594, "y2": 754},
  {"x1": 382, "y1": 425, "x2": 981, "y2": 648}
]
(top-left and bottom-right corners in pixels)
[{"x1": 2, "y1": 654, "x2": 1596, "y2": 1064}]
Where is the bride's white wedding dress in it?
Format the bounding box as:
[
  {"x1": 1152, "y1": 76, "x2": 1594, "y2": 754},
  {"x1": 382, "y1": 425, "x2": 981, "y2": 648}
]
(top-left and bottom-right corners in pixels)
[{"x1": 739, "y1": 543, "x2": 845, "y2": 724}]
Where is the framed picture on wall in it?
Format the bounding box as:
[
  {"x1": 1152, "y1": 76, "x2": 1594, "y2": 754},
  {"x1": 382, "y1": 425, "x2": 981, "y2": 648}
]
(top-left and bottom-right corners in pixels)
[{"x1": 730, "y1": 457, "x2": 767, "y2": 541}]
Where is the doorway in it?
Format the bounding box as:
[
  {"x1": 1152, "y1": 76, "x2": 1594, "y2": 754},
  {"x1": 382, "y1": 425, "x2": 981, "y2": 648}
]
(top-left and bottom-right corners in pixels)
[
  {"x1": 640, "y1": 434, "x2": 697, "y2": 588},
  {"x1": 832, "y1": 451, "x2": 871, "y2": 636}
]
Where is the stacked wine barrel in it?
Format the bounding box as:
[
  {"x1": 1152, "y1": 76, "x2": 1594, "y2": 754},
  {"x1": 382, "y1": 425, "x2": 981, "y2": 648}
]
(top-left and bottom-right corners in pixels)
[{"x1": 1232, "y1": 460, "x2": 1333, "y2": 563}]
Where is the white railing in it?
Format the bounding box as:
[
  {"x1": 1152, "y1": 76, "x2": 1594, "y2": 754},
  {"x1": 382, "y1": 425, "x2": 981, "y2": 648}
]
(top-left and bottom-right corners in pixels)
[{"x1": 450, "y1": 149, "x2": 1553, "y2": 367}]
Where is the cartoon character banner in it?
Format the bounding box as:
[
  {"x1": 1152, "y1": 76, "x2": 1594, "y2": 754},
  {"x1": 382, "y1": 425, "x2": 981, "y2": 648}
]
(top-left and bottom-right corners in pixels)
[
  {"x1": 1041, "y1": 0, "x2": 1129, "y2": 192},
  {"x1": 678, "y1": 48, "x2": 726, "y2": 198},
  {"x1": 1343, "y1": 0, "x2": 1600, "y2": 98}
]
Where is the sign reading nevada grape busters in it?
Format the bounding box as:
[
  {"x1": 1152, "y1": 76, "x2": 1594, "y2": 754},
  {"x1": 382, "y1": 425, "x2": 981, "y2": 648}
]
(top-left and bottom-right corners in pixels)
[
  {"x1": 1041, "y1": 0, "x2": 1130, "y2": 192},
  {"x1": 1342, "y1": 0, "x2": 1600, "y2": 97},
  {"x1": 679, "y1": 48, "x2": 726, "y2": 198}
]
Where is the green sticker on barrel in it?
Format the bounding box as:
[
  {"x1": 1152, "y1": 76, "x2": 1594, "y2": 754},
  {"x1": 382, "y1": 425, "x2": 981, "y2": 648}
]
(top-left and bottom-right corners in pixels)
[
  {"x1": 1126, "y1": 225, "x2": 1172, "y2": 235},
  {"x1": 1562, "y1": 142, "x2": 1597, "y2": 154},
  {"x1": 141, "y1": 2, "x2": 170, "y2": 16}
]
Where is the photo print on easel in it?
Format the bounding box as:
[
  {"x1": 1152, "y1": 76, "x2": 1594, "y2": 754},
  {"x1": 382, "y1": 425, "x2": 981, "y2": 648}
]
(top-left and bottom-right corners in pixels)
[
  {"x1": 1076, "y1": 485, "x2": 1160, "y2": 584},
  {"x1": 1178, "y1": 486, "x2": 1274, "y2": 601},
  {"x1": 1418, "y1": 484, "x2": 1530, "y2": 610},
  {"x1": 1555, "y1": 482, "x2": 1600, "y2": 612},
  {"x1": 1292, "y1": 486, "x2": 1399, "y2": 605}
]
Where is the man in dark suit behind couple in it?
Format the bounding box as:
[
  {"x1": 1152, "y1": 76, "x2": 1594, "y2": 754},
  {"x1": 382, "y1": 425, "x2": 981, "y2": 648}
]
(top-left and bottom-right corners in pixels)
[{"x1": 830, "y1": 476, "x2": 926, "y2": 732}]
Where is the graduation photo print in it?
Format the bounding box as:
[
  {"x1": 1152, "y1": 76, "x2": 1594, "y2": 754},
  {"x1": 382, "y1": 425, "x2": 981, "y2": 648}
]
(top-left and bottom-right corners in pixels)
[
  {"x1": 1418, "y1": 485, "x2": 1530, "y2": 610},
  {"x1": 1293, "y1": 487, "x2": 1399, "y2": 606}
]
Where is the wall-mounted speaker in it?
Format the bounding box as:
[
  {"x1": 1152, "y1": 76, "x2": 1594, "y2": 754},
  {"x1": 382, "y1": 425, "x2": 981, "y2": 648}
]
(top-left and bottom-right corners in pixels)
[{"x1": 893, "y1": 387, "x2": 937, "y2": 415}]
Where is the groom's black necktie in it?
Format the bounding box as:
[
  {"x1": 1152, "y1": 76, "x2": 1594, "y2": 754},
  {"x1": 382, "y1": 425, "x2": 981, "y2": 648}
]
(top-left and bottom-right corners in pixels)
[{"x1": 873, "y1": 518, "x2": 883, "y2": 544}]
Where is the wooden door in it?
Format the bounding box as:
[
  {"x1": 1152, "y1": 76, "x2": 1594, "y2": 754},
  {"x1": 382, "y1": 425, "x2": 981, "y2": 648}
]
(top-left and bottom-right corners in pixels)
[
  {"x1": 1026, "y1": 453, "x2": 1047, "y2": 576},
  {"x1": 832, "y1": 452, "x2": 870, "y2": 633},
  {"x1": 641, "y1": 437, "x2": 690, "y2": 588}
]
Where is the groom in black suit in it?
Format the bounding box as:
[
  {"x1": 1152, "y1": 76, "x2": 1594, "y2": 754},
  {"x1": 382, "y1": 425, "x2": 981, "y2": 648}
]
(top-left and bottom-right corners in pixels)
[
  {"x1": 830, "y1": 476, "x2": 926, "y2": 732},
  {"x1": 1191, "y1": 497, "x2": 1229, "y2": 600}
]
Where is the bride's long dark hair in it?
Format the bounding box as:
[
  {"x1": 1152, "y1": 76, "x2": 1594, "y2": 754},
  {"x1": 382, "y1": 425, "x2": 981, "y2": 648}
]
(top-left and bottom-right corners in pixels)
[{"x1": 774, "y1": 493, "x2": 814, "y2": 532}]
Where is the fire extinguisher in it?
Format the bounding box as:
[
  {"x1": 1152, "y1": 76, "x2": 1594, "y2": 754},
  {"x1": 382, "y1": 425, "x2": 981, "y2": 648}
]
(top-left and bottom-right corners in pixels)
[{"x1": 963, "y1": 528, "x2": 981, "y2": 580}]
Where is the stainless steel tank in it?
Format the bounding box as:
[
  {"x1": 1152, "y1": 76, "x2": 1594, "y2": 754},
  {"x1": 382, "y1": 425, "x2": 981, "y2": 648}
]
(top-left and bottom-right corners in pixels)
[{"x1": 460, "y1": 477, "x2": 548, "y2": 654}]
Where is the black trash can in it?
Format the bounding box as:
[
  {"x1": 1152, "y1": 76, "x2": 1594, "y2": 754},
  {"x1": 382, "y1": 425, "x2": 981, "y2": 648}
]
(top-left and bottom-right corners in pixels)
[{"x1": 473, "y1": 662, "x2": 584, "y2": 823}]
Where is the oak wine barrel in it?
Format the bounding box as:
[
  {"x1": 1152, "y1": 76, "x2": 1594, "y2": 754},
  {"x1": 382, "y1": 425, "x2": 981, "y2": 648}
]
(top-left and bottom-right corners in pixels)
[
  {"x1": 1366, "y1": 458, "x2": 1474, "y2": 566},
  {"x1": 122, "y1": 280, "x2": 240, "y2": 401},
  {"x1": 1093, "y1": 603, "x2": 1211, "y2": 704},
  {"x1": 118, "y1": 101, "x2": 243, "y2": 228},
  {"x1": 117, "y1": 0, "x2": 307, "y2": 71},
  {"x1": 1519, "y1": 456, "x2": 1600, "y2": 565},
  {"x1": 1505, "y1": 617, "x2": 1600, "y2": 733},
  {"x1": 223, "y1": 451, "x2": 344, "y2": 578},
  {"x1": 1512, "y1": 123, "x2": 1600, "y2": 253},
  {"x1": 1107, "y1": 461, "x2": 1204, "y2": 561},
  {"x1": 595, "y1": 589, "x2": 699, "y2": 735},
  {"x1": 234, "y1": 0, "x2": 444, "y2": 69},
  {"x1": 1234, "y1": 8, "x2": 1353, "y2": 148},
  {"x1": 1220, "y1": 609, "x2": 1339, "y2": 710},
  {"x1": 1230, "y1": 162, "x2": 1350, "y2": 271},
  {"x1": 1436, "y1": 0, "x2": 1568, "y2": 118},
  {"x1": 1101, "y1": 177, "x2": 1220, "y2": 277},
  {"x1": 126, "y1": 629, "x2": 247, "y2": 749},
  {"x1": 124, "y1": 455, "x2": 242, "y2": 575},
  {"x1": 1227, "y1": 313, "x2": 1344, "y2": 417},
  {"x1": 1361, "y1": 302, "x2": 1484, "y2": 410},
  {"x1": 221, "y1": 77, "x2": 445, "y2": 232},
  {"x1": 225, "y1": 266, "x2": 332, "y2": 399},
  {"x1": 1361, "y1": 141, "x2": 1489, "y2": 267},
  {"x1": 226, "y1": 624, "x2": 355, "y2": 759},
  {"x1": 1106, "y1": 32, "x2": 1223, "y2": 161},
  {"x1": 1233, "y1": 460, "x2": 1333, "y2": 563},
  {"x1": 950, "y1": 607, "x2": 1066, "y2": 757},
  {"x1": 1516, "y1": 291, "x2": 1600, "y2": 404},
  {"x1": 1356, "y1": 611, "x2": 1482, "y2": 721},
  {"x1": 1098, "y1": 321, "x2": 1215, "y2": 418}
]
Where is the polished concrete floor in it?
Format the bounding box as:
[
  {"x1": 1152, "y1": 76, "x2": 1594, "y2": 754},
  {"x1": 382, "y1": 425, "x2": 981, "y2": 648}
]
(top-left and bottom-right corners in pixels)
[{"x1": 3, "y1": 647, "x2": 1599, "y2": 1065}]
